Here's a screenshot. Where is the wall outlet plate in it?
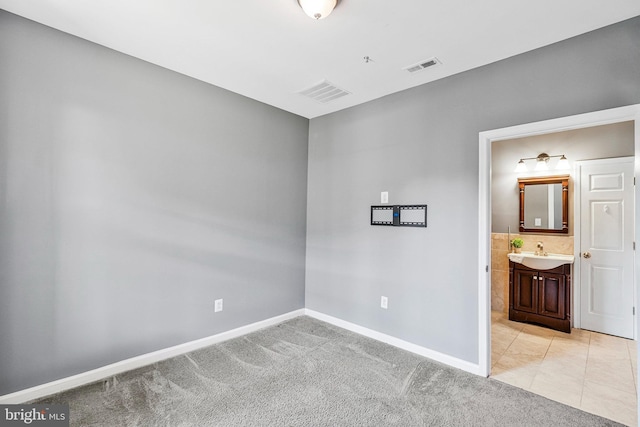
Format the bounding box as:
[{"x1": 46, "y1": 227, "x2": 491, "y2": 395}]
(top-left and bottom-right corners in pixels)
[
  {"x1": 380, "y1": 296, "x2": 388, "y2": 309},
  {"x1": 214, "y1": 299, "x2": 223, "y2": 312},
  {"x1": 381, "y1": 192, "x2": 389, "y2": 204}
]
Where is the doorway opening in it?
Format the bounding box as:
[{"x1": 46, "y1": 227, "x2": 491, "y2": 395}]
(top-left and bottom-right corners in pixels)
[{"x1": 477, "y1": 105, "x2": 640, "y2": 424}]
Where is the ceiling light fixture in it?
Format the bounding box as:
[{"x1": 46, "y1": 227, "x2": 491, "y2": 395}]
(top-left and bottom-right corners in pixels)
[
  {"x1": 514, "y1": 153, "x2": 570, "y2": 173},
  {"x1": 298, "y1": 0, "x2": 339, "y2": 20}
]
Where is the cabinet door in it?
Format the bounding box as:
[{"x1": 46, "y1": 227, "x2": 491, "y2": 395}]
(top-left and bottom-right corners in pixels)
[
  {"x1": 538, "y1": 272, "x2": 566, "y2": 319},
  {"x1": 513, "y1": 269, "x2": 538, "y2": 314}
]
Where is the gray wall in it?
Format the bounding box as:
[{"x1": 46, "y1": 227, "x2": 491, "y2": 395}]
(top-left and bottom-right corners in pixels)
[
  {"x1": 0, "y1": 11, "x2": 309, "y2": 395},
  {"x1": 306, "y1": 17, "x2": 640, "y2": 363},
  {"x1": 492, "y1": 121, "x2": 635, "y2": 234}
]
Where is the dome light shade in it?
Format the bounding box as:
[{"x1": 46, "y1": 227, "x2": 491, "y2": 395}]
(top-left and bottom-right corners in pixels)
[
  {"x1": 534, "y1": 152, "x2": 550, "y2": 171},
  {"x1": 534, "y1": 159, "x2": 549, "y2": 171},
  {"x1": 515, "y1": 159, "x2": 527, "y2": 173},
  {"x1": 556, "y1": 155, "x2": 570, "y2": 170},
  {"x1": 298, "y1": 0, "x2": 338, "y2": 20}
]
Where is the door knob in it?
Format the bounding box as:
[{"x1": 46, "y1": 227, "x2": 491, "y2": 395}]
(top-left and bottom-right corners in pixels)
[{"x1": 583, "y1": 252, "x2": 591, "y2": 259}]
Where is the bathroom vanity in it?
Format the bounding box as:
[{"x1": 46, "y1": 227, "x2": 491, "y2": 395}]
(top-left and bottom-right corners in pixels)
[
  {"x1": 507, "y1": 174, "x2": 574, "y2": 332},
  {"x1": 508, "y1": 253, "x2": 573, "y2": 333},
  {"x1": 505, "y1": 175, "x2": 574, "y2": 332}
]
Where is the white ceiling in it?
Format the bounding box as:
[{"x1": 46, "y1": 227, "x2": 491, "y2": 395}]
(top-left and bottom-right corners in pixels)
[{"x1": 1, "y1": 1, "x2": 639, "y2": 119}]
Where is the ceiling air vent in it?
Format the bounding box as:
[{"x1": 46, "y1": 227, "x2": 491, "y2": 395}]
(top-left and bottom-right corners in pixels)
[
  {"x1": 298, "y1": 80, "x2": 351, "y2": 104},
  {"x1": 404, "y1": 57, "x2": 441, "y2": 73}
]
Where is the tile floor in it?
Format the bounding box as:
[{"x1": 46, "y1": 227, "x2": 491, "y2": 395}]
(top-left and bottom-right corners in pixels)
[{"x1": 491, "y1": 311, "x2": 638, "y2": 426}]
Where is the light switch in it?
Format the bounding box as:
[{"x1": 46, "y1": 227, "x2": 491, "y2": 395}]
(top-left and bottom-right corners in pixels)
[{"x1": 381, "y1": 192, "x2": 389, "y2": 204}]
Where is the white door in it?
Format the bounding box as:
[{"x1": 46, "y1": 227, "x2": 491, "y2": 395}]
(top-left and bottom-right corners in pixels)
[{"x1": 579, "y1": 157, "x2": 635, "y2": 339}]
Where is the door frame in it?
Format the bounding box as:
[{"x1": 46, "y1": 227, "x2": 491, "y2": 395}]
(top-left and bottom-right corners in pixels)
[
  {"x1": 477, "y1": 104, "x2": 640, "y2": 377},
  {"x1": 573, "y1": 156, "x2": 636, "y2": 334}
]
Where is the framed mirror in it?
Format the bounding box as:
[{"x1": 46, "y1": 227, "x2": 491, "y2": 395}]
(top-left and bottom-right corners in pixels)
[{"x1": 518, "y1": 175, "x2": 569, "y2": 234}]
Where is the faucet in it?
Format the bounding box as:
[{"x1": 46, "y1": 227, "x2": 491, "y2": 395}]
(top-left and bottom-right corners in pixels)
[{"x1": 536, "y1": 241, "x2": 547, "y2": 256}]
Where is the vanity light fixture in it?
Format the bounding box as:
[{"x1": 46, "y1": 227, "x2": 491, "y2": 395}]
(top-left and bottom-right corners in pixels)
[
  {"x1": 515, "y1": 153, "x2": 569, "y2": 173},
  {"x1": 298, "y1": 0, "x2": 339, "y2": 20},
  {"x1": 534, "y1": 153, "x2": 550, "y2": 172}
]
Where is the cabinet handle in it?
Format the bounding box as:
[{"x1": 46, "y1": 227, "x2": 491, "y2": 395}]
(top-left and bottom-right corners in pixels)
[{"x1": 533, "y1": 276, "x2": 538, "y2": 280}]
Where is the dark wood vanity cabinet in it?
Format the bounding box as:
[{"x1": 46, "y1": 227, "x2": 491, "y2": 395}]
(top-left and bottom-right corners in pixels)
[{"x1": 509, "y1": 261, "x2": 571, "y2": 333}]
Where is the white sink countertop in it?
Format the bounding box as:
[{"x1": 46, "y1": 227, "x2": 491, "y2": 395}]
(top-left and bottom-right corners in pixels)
[{"x1": 507, "y1": 251, "x2": 574, "y2": 270}]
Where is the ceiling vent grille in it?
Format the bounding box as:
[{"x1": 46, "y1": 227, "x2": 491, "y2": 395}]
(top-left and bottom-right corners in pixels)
[
  {"x1": 404, "y1": 57, "x2": 441, "y2": 73},
  {"x1": 298, "y1": 80, "x2": 351, "y2": 103}
]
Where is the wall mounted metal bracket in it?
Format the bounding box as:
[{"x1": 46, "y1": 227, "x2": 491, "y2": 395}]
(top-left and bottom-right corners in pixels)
[{"x1": 371, "y1": 205, "x2": 427, "y2": 227}]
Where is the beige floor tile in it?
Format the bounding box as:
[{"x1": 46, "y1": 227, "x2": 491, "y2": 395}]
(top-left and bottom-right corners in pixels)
[
  {"x1": 585, "y1": 357, "x2": 636, "y2": 395},
  {"x1": 491, "y1": 312, "x2": 638, "y2": 426},
  {"x1": 493, "y1": 352, "x2": 541, "y2": 370},
  {"x1": 581, "y1": 380, "x2": 637, "y2": 427},
  {"x1": 522, "y1": 323, "x2": 563, "y2": 339},
  {"x1": 492, "y1": 330, "x2": 520, "y2": 368},
  {"x1": 590, "y1": 332, "x2": 631, "y2": 353},
  {"x1": 491, "y1": 310, "x2": 637, "y2": 424},
  {"x1": 506, "y1": 333, "x2": 551, "y2": 357},
  {"x1": 492, "y1": 321, "x2": 523, "y2": 340},
  {"x1": 529, "y1": 369, "x2": 583, "y2": 408},
  {"x1": 492, "y1": 326, "x2": 516, "y2": 340},
  {"x1": 590, "y1": 330, "x2": 629, "y2": 345},
  {"x1": 491, "y1": 341, "x2": 508, "y2": 359},
  {"x1": 538, "y1": 355, "x2": 587, "y2": 381},
  {"x1": 493, "y1": 313, "x2": 525, "y2": 327},
  {"x1": 491, "y1": 354, "x2": 540, "y2": 390},
  {"x1": 564, "y1": 328, "x2": 592, "y2": 344},
  {"x1": 630, "y1": 344, "x2": 638, "y2": 391},
  {"x1": 491, "y1": 335, "x2": 514, "y2": 357},
  {"x1": 628, "y1": 340, "x2": 638, "y2": 360},
  {"x1": 491, "y1": 352, "x2": 503, "y2": 368},
  {"x1": 547, "y1": 337, "x2": 589, "y2": 359},
  {"x1": 589, "y1": 342, "x2": 632, "y2": 361}
]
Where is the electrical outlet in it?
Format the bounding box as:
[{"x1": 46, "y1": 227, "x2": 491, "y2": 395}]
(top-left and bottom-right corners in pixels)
[
  {"x1": 214, "y1": 299, "x2": 223, "y2": 313},
  {"x1": 381, "y1": 191, "x2": 389, "y2": 204},
  {"x1": 380, "y1": 296, "x2": 388, "y2": 309}
]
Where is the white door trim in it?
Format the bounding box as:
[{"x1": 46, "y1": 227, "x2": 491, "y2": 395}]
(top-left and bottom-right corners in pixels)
[
  {"x1": 573, "y1": 156, "x2": 636, "y2": 334},
  {"x1": 478, "y1": 104, "x2": 640, "y2": 378}
]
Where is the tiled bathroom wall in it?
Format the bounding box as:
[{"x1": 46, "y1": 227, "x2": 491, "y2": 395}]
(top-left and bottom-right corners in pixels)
[{"x1": 491, "y1": 233, "x2": 574, "y2": 312}]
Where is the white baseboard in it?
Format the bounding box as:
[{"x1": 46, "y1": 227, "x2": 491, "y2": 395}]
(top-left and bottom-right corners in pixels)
[
  {"x1": 304, "y1": 309, "x2": 482, "y2": 376},
  {"x1": 1, "y1": 307, "x2": 481, "y2": 404},
  {"x1": 0, "y1": 309, "x2": 306, "y2": 404}
]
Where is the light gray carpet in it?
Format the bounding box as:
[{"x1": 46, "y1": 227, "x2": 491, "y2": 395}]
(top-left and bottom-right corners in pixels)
[{"x1": 35, "y1": 316, "x2": 622, "y2": 426}]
